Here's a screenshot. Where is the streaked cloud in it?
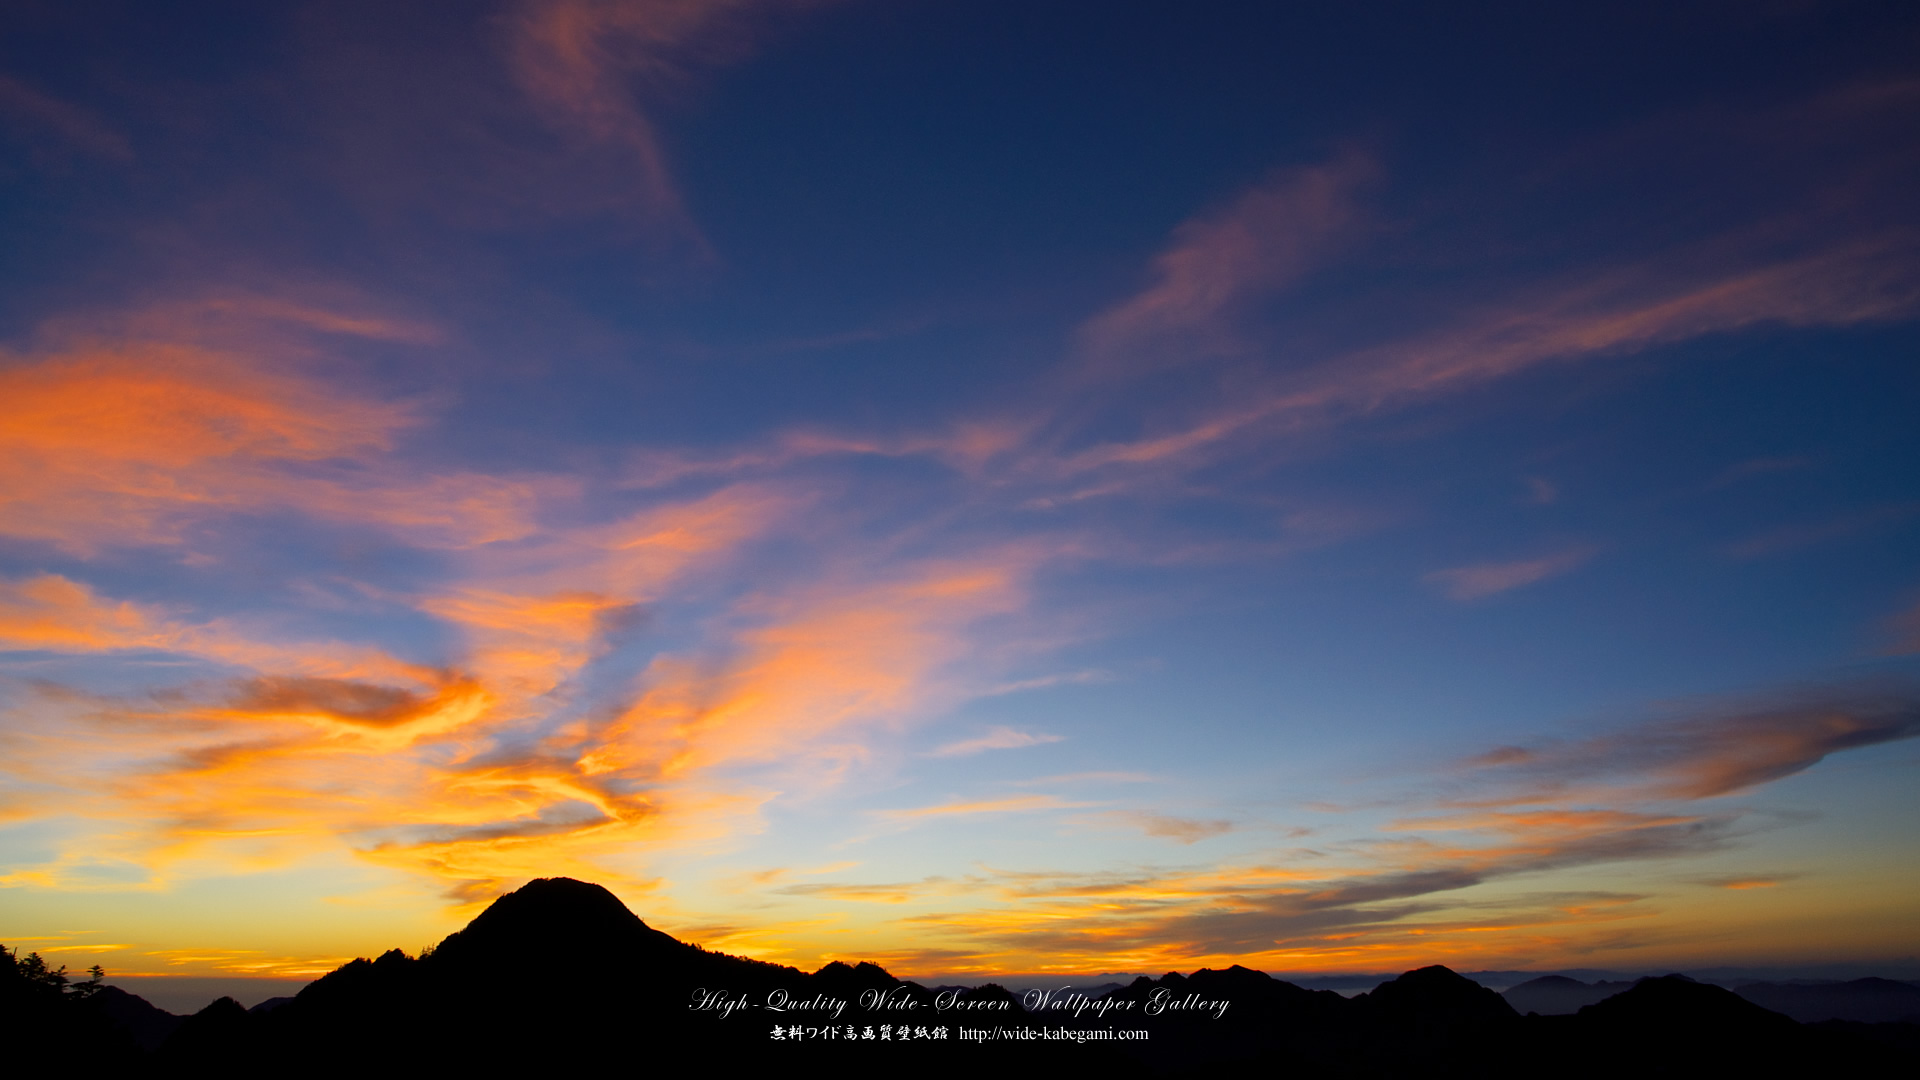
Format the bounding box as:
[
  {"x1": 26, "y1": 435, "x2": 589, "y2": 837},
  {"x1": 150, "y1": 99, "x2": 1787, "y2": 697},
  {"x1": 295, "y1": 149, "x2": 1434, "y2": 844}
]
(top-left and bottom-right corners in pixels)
[
  {"x1": 1002, "y1": 771, "x2": 1157, "y2": 787},
  {"x1": 1691, "y1": 874, "x2": 1800, "y2": 890},
  {"x1": 1890, "y1": 599, "x2": 1920, "y2": 655},
  {"x1": 227, "y1": 675, "x2": 487, "y2": 732},
  {"x1": 1109, "y1": 811, "x2": 1233, "y2": 844},
  {"x1": 878, "y1": 812, "x2": 1715, "y2": 971},
  {"x1": 503, "y1": 0, "x2": 831, "y2": 248},
  {"x1": 876, "y1": 794, "x2": 1095, "y2": 822},
  {"x1": 926, "y1": 726, "x2": 1065, "y2": 758},
  {"x1": 818, "y1": 685, "x2": 1916, "y2": 971},
  {"x1": 0, "y1": 574, "x2": 431, "y2": 685},
  {"x1": 3, "y1": 19, "x2": 1917, "y2": 981},
  {"x1": 581, "y1": 557, "x2": 1035, "y2": 785},
  {"x1": 0, "y1": 300, "x2": 561, "y2": 554},
  {"x1": 1723, "y1": 502, "x2": 1919, "y2": 559},
  {"x1": 1456, "y1": 686, "x2": 1920, "y2": 801},
  {"x1": 774, "y1": 877, "x2": 961, "y2": 904},
  {"x1": 1425, "y1": 546, "x2": 1598, "y2": 601},
  {"x1": 1079, "y1": 149, "x2": 1376, "y2": 370},
  {"x1": 1042, "y1": 235, "x2": 1920, "y2": 489},
  {"x1": 1708, "y1": 455, "x2": 1811, "y2": 489},
  {"x1": 0, "y1": 73, "x2": 133, "y2": 161}
]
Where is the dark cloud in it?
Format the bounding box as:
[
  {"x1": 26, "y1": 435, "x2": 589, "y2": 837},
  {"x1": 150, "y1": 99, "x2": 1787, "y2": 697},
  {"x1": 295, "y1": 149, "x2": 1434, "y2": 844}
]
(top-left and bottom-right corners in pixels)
[
  {"x1": 1462, "y1": 686, "x2": 1920, "y2": 800},
  {"x1": 371, "y1": 800, "x2": 615, "y2": 849},
  {"x1": 230, "y1": 675, "x2": 467, "y2": 727}
]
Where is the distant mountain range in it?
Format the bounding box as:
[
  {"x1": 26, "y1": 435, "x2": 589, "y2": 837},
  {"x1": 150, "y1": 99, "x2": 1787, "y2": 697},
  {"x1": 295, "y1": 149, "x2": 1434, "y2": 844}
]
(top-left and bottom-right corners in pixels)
[
  {"x1": 7, "y1": 877, "x2": 1917, "y2": 1075},
  {"x1": 1504, "y1": 972, "x2": 1920, "y2": 1023}
]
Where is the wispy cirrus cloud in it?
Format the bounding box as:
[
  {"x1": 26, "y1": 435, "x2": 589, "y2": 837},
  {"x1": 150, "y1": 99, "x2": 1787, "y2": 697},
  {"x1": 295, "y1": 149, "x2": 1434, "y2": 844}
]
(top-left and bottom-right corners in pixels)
[
  {"x1": 1026, "y1": 83, "x2": 1920, "y2": 492},
  {"x1": 876, "y1": 794, "x2": 1095, "y2": 823},
  {"x1": 1890, "y1": 599, "x2": 1920, "y2": 655},
  {"x1": 0, "y1": 573, "x2": 437, "y2": 686},
  {"x1": 774, "y1": 877, "x2": 961, "y2": 904},
  {"x1": 1041, "y1": 236, "x2": 1920, "y2": 490},
  {"x1": 0, "y1": 297, "x2": 563, "y2": 554},
  {"x1": 926, "y1": 726, "x2": 1065, "y2": 758},
  {"x1": 882, "y1": 825, "x2": 1698, "y2": 973},
  {"x1": 1078, "y1": 149, "x2": 1376, "y2": 371},
  {"x1": 503, "y1": 0, "x2": 830, "y2": 248},
  {"x1": 797, "y1": 685, "x2": 1917, "y2": 973},
  {"x1": 0, "y1": 73, "x2": 133, "y2": 162},
  {"x1": 1455, "y1": 687, "x2": 1920, "y2": 801},
  {"x1": 6, "y1": 51, "x2": 1918, "y2": 979},
  {"x1": 1107, "y1": 811, "x2": 1233, "y2": 844},
  {"x1": 1690, "y1": 873, "x2": 1800, "y2": 890},
  {"x1": 580, "y1": 557, "x2": 1035, "y2": 783},
  {"x1": 1425, "y1": 546, "x2": 1598, "y2": 601},
  {"x1": 0, "y1": 552, "x2": 1052, "y2": 905},
  {"x1": 1723, "y1": 502, "x2": 1919, "y2": 559},
  {"x1": 0, "y1": 285, "x2": 1072, "y2": 914}
]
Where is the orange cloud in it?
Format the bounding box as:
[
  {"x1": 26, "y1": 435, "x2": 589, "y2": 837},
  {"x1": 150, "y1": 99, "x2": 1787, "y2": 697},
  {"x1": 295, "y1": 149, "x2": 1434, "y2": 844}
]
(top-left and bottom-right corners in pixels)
[
  {"x1": 774, "y1": 877, "x2": 961, "y2": 904},
  {"x1": 1694, "y1": 875, "x2": 1795, "y2": 890},
  {"x1": 3, "y1": 528, "x2": 1049, "y2": 917},
  {"x1": 0, "y1": 573, "x2": 447, "y2": 690},
  {"x1": 419, "y1": 589, "x2": 637, "y2": 705},
  {"x1": 0, "y1": 302, "x2": 575, "y2": 553},
  {"x1": 878, "y1": 794, "x2": 1094, "y2": 822},
  {"x1": 0, "y1": 575, "x2": 176, "y2": 653},
  {"x1": 0, "y1": 344, "x2": 402, "y2": 551},
  {"x1": 576, "y1": 562, "x2": 1030, "y2": 794},
  {"x1": 835, "y1": 804, "x2": 1727, "y2": 973},
  {"x1": 413, "y1": 485, "x2": 794, "y2": 716},
  {"x1": 227, "y1": 674, "x2": 489, "y2": 733}
]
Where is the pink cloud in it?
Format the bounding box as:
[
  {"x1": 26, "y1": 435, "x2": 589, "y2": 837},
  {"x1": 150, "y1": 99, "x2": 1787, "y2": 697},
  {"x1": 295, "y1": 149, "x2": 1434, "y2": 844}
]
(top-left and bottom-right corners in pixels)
[
  {"x1": 1034, "y1": 234, "x2": 1920, "y2": 491},
  {"x1": 1890, "y1": 598, "x2": 1920, "y2": 655},
  {"x1": 1078, "y1": 149, "x2": 1376, "y2": 369},
  {"x1": 503, "y1": 0, "x2": 831, "y2": 248},
  {"x1": 0, "y1": 74, "x2": 133, "y2": 162},
  {"x1": 1425, "y1": 546, "x2": 1598, "y2": 601},
  {"x1": 926, "y1": 726, "x2": 1065, "y2": 758}
]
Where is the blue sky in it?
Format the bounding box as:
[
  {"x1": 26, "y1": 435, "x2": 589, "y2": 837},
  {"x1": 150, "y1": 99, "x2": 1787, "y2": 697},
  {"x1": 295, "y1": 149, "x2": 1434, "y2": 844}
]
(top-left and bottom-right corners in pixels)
[{"x1": 1, "y1": 0, "x2": 1917, "y2": 983}]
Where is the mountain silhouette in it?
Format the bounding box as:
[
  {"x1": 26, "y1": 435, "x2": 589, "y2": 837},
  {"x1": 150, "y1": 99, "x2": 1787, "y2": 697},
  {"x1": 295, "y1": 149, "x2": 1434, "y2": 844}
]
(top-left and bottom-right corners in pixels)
[
  {"x1": 87, "y1": 984, "x2": 185, "y2": 1051},
  {"x1": 18, "y1": 878, "x2": 1918, "y2": 1076},
  {"x1": 432, "y1": 876, "x2": 683, "y2": 966},
  {"x1": 1733, "y1": 976, "x2": 1920, "y2": 1024},
  {"x1": 1503, "y1": 973, "x2": 1635, "y2": 1015},
  {"x1": 1, "y1": 945, "x2": 143, "y2": 1068},
  {"x1": 1540, "y1": 973, "x2": 1861, "y2": 1076}
]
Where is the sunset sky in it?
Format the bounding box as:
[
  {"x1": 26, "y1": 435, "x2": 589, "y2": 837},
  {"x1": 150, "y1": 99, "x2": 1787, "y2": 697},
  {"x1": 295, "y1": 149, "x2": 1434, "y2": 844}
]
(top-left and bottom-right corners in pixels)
[{"x1": 3, "y1": 1, "x2": 1918, "y2": 990}]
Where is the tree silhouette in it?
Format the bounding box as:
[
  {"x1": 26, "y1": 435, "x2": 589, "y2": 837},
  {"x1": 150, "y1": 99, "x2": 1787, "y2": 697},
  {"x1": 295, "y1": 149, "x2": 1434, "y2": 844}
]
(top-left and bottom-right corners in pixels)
[
  {"x1": 2, "y1": 945, "x2": 109, "y2": 998},
  {"x1": 72, "y1": 964, "x2": 106, "y2": 999},
  {"x1": 3, "y1": 945, "x2": 70, "y2": 996}
]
